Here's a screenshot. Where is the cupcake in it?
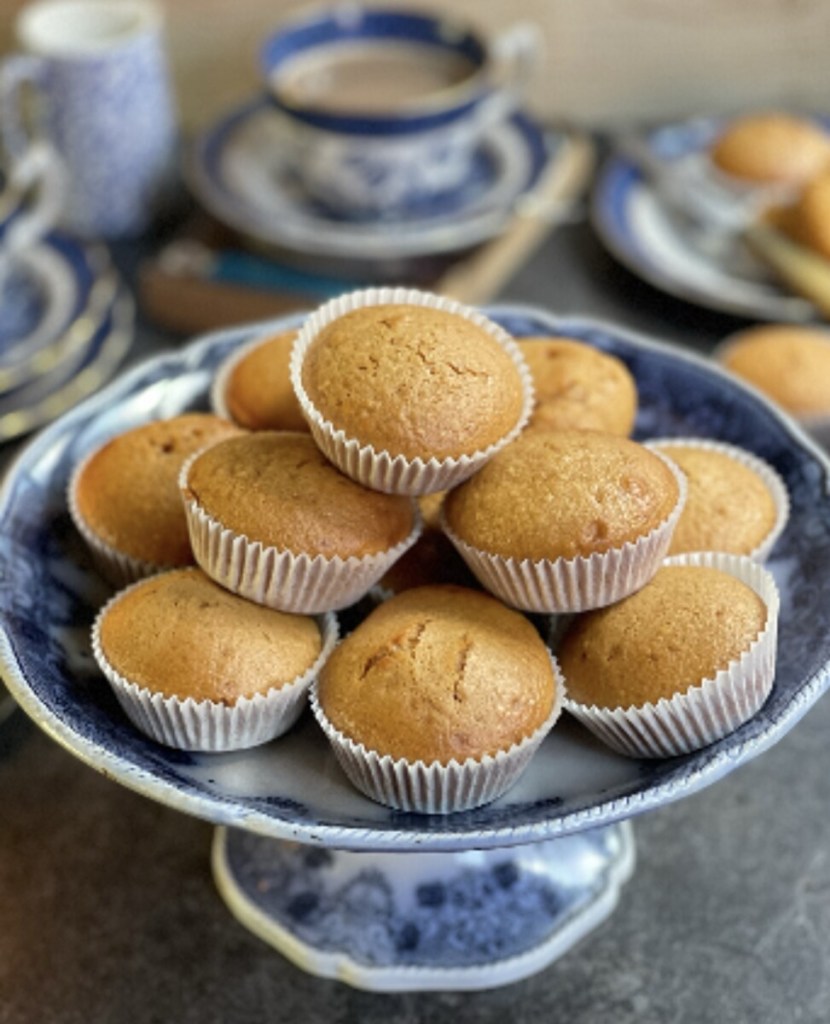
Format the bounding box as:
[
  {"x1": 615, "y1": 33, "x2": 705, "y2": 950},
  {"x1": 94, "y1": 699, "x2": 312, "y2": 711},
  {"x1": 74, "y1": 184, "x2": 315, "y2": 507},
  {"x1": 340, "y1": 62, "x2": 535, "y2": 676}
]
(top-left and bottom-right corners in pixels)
[
  {"x1": 180, "y1": 430, "x2": 421, "y2": 613},
  {"x1": 559, "y1": 552, "x2": 779, "y2": 758},
  {"x1": 69, "y1": 413, "x2": 243, "y2": 587},
  {"x1": 710, "y1": 112, "x2": 830, "y2": 187},
  {"x1": 442, "y1": 430, "x2": 686, "y2": 613},
  {"x1": 649, "y1": 438, "x2": 789, "y2": 560},
  {"x1": 310, "y1": 584, "x2": 563, "y2": 813},
  {"x1": 779, "y1": 170, "x2": 830, "y2": 260},
  {"x1": 92, "y1": 567, "x2": 338, "y2": 751},
  {"x1": 714, "y1": 323, "x2": 830, "y2": 443},
  {"x1": 291, "y1": 287, "x2": 533, "y2": 495},
  {"x1": 518, "y1": 336, "x2": 637, "y2": 436},
  {"x1": 211, "y1": 328, "x2": 309, "y2": 432}
]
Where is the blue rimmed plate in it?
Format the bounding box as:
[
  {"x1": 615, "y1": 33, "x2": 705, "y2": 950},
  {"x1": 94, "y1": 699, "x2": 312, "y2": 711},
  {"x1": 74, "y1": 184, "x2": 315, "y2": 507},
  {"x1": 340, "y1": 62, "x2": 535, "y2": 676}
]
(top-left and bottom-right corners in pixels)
[
  {"x1": 592, "y1": 116, "x2": 824, "y2": 321},
  {"x1": 0, "y1": 233, "x2": 117, "y2": 394},
  {"x1": 185, "y1": 96, "x2": 554, "y2": 263},
  {"x1": 1, "y1": 305, "x2": 829, "y2": 852}
]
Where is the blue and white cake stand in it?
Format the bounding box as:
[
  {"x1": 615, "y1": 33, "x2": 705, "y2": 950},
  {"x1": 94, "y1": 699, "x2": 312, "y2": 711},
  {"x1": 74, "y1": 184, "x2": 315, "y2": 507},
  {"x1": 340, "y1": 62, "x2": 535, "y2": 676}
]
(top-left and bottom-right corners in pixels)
[{"x1": 1, "y1": 305, "x2": 829, "y2": 992}]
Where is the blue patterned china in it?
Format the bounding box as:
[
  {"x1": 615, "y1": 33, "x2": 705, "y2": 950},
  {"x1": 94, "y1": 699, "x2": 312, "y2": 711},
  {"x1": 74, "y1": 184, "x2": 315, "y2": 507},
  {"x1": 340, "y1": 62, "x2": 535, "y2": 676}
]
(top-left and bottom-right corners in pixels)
[
  {"x1": 0, "y1": 232, "x2": 111, "y2": 392},
  {"x1": 186, "y1": 97, "x2": 553, "y2": 266},
  {"x1": 1, "y1": 305, "x2": 829, "y2": 988},
  {"x1": 0, "y1": 0, "x2": 176, "y2": 238},
  {"x1": 259, "y1": 6, "x2": 539, "y2": 219},
  {"x1": 0, "y1": 284, "x2": 132, "y2": 443},
  {"x1": 592, "y1": 116, "x2": 825, "y2": 321}
]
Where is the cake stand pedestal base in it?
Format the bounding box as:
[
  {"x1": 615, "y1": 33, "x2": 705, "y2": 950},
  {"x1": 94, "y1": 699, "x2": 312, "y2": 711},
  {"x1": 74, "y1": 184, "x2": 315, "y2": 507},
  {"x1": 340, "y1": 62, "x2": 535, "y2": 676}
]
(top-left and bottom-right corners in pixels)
[{"x1": 211, "y1": 820, "x2": 635, "y2": 992}]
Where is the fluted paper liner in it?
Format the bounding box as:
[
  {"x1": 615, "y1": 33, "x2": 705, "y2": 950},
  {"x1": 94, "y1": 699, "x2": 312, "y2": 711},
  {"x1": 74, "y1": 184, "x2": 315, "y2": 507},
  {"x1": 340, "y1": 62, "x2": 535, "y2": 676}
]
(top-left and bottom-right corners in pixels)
[
  {"x1": 91, "y1": 577, "x2": 339, "y2": 752},
  {"x1": 179, "y1": 453, "x2": 423, "y2": 614},
  {"x1": 562, "y1": 551, "x2": 780, "y2": 759},
  {"x1": 68, "y1": 449, "x2": 173, "y2": 589},
  {"x1": 648, "y1": 437, "x2": 789, "y2": 562},
  {"x1": 290, "y1": 286, "x2": 535, "y2": 495},
  {"x1": 441, "y1": 449, "x2": 688, "y2": 614},
  {"x1": 310, "y1": 651, "x2": 565, "y2": 814}
]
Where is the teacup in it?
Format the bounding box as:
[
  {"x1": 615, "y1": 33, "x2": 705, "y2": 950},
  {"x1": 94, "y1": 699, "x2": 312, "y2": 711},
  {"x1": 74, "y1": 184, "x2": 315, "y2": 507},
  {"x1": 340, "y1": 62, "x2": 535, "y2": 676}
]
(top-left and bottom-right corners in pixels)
[
  {"x1": 0, "y1": 0, "x2": 177, "y2": 238},
  {"x1": 260, "y1": 4, "x2": 541, "y2": 219}
]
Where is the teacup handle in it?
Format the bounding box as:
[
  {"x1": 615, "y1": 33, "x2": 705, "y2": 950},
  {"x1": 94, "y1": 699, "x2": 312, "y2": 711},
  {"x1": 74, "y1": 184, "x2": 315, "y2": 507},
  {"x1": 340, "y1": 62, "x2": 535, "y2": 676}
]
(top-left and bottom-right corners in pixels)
[
  {"x1": 3, "y1": 139, "x2": 66, "y2": 252},
  {"x1": 0, "y1": 53, "x2": 49, "y2": 160},
  {"x1": 478, "y1": 22, "x2": 543, "y2": 128}
]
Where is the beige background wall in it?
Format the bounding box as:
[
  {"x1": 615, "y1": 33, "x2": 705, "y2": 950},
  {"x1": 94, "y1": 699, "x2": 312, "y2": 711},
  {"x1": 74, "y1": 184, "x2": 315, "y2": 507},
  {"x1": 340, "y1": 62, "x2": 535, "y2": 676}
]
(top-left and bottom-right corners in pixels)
[{"x1": 2, "y1": 0, "x2": 830, "y2": 131}]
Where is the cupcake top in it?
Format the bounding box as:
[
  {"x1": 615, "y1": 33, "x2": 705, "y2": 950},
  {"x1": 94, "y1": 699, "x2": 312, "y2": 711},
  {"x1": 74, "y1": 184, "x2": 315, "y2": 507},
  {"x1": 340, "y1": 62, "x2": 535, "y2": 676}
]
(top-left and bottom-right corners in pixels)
[
  {"x1": 518, "y1": 336, "x2": 637, "y2": 436},
  {"x1": 652, "y1": 441, "x2": 780, "y2": 557},
  {"x1": 182, "y1": 430, "x2": 416, "y2": 559},
  {"x1": 217, "y1": 329, "x2": 308, "y2": 432},
  {"x1": 716, "y1": 323, "x2": 830, "y2": 417},
  {"x1": 710, "y1": 112, "x2": 830, "y2": 185},
  {"x1": 559, "y1": 564, "x2": 767, "y2": 709},
  {"x1": 317, "y1": 584, "x2": 557, "y2": 764},
  {"x1": 97, "y1": 568, "x2": 323, "y2": 703},
  {"x1": 72, "y1": 413, "x2": 242, "y2": 568},
  {"x1": 299, "y1": 303, "x2": 527, "y2": 461},
  {"x1": 443, "y1": 430, "x2": 681, "y2": 562}
]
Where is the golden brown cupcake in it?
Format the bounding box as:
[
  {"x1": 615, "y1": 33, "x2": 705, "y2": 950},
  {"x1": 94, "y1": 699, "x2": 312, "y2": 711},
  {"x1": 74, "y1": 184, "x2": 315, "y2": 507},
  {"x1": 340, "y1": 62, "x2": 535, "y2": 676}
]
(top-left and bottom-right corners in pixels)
[
  {"x1": 180, "y1": 431, "x2": 421, "y2": 613},
  {"x1": 518, "y1": 336, "x2": 637, "y2": 436},
  {"x1": 92, "y1": 567, "x2": 338, "y2": 751},
  {"x1": 311, "y1": 584, "x2": 563, "y2": 812},
  {"x1": 651, "y1": 439, "x2": 788, "y2": 560},
  {"x1": 442, "y1": 430, "x2": 686, "y2": 612},
  {"x1": 292, "y1": 288, "x2": 532, "y2": 495},
  {"x1": 780, "y1": 170, "x2": 830, "y2": 260},
  {"x1": 69, "y1": 413, "x2": 243, "y2": 586},
  {"x1": 212, "y1": 329, "x2": 309, "y2": 432},
  {"x1": 715, "y1": 323, "x2": 830, "y2": 421},
  {"x1": 710, "y1": 112, "x2": 830, "y2": 186},
  {"x1": 560, "y1": 552, "x2": 779, "y2": 758}
]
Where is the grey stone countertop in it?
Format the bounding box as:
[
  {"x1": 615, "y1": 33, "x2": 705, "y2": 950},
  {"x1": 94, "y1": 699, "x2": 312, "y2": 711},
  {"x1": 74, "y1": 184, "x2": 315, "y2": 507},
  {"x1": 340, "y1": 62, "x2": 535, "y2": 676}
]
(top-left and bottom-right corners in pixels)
[{"x1": 2, "y1": 217, "x2": 829, "y2": 1023}]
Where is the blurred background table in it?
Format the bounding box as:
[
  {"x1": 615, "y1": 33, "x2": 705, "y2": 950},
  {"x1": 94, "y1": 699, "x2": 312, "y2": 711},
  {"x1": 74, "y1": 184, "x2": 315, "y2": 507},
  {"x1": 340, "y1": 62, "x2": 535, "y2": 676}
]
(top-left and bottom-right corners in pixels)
[{"x1": 2, "y1": 212, "x2": 830, "y2": 1024}]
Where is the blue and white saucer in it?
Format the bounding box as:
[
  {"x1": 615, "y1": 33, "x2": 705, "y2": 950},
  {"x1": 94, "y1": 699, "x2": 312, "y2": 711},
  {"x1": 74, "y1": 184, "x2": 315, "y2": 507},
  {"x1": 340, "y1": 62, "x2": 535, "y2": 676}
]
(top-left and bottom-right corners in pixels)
[
  {"x1": 0, "y1": 233, "x2": 119, "y2": 396},
  {"x1": 186, "y1": 97, "x2": 555, "y2": 265},
  {"x1": 0, "y1": 237, "x2": 132, "y2": 442},
  {"x1": 592, "y1": 117, "x2": 822, "y2": 321}
]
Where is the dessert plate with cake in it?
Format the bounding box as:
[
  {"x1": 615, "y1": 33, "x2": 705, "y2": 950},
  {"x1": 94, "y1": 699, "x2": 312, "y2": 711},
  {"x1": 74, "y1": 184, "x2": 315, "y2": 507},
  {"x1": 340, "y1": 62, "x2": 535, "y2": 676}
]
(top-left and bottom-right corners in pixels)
[
  {"x1": 592, "y1": 112, "x2": 830, "y2": 320},
  {"x1": 1, "y1": 303, "x2": 829, "y2": 990}
]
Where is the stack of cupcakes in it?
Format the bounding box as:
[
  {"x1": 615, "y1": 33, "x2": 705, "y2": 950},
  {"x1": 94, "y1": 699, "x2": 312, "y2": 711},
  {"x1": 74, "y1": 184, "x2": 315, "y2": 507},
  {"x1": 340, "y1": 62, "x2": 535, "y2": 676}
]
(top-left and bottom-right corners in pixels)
[{"x1": 70, "y1": 286, "x2": 788, "y2": 810}]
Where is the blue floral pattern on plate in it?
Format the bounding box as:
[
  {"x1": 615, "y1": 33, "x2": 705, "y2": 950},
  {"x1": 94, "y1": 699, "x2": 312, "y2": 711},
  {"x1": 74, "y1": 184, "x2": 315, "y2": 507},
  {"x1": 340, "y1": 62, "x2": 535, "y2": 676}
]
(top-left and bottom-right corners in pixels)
[
  {"x1": 186, "y1": 97, "x2": 553, "y2": 262},
  {"x1": 1, "y1": 305, "x2": 829, "y2": 852}
]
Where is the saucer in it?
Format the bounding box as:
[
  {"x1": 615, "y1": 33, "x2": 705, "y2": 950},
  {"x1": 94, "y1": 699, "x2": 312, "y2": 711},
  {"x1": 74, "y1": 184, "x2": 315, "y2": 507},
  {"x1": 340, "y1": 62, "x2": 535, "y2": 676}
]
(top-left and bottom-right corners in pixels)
[
  {"x1": 0, "y1": 285, "x2": 134, "y2": 443},
  {"x1": 0, "y1": 234, "x2": 118, "y2": 393},
  {"x1": 186, "y1": 96, "x2": 555, "y2": 264},
  {"x1": 591, "y1": 116, "x2": 822, "y2": 321}
]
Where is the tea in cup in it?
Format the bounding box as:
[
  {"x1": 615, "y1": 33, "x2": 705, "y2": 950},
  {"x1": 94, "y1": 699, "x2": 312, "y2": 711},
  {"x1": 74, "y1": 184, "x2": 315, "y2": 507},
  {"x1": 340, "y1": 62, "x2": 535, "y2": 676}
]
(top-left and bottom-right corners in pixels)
[{"x1": 260, "y1": 5, "x2": 541, "y2": 219}]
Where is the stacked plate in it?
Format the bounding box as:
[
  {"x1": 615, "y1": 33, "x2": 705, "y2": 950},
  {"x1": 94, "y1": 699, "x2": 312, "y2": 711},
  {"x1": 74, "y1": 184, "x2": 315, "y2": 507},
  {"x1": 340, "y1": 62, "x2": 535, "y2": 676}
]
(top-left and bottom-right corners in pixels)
[
  {"x1": 0, "y1": 231, "x2": 134, "y2": 444},
  {"x1": 185, "y1": 97, "x2": 564, "y2": 279}
]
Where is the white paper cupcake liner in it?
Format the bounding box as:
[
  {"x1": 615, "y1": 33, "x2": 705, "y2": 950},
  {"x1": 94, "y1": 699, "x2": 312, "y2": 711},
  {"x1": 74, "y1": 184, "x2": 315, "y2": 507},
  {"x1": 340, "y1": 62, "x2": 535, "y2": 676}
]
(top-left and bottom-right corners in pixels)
[
  {"x1": 289, "y1": 286, "x2": 534, "y2": 495},
  {"x1": 440, "y1": 448, "x2": 687, "y2": 614},
  {"x1": 309, "y1": 651, "x2": 565, "y2": 814},
  {"x1": 67, "y1": 450, "x2": 176, "y2": 589},
  {"x1": 648, "y1": 436, "x2": 790, "y2": 561},
  {"x1": 562, "y1": 551, "x2": 780, "y2": 759},
  {"x1": 179, "y1": 453, "x2": 423, "y2": 614},
  {"x1": 91, "y1": 578, "x2": 339, "y2": 752}
]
